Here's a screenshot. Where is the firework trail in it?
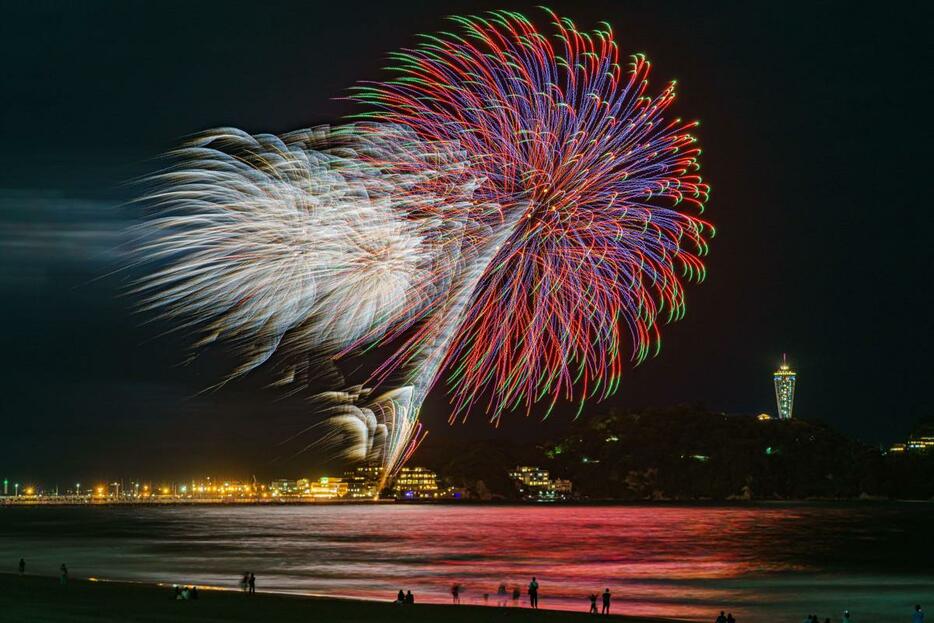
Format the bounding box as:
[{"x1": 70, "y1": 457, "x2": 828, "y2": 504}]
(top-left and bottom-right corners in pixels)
[
  {"x1": 133, "y1": 9, "x2": 713, "y2": 484},
  {"x1": 367, "y1": 205, "x2": 525, "y2": 483}
]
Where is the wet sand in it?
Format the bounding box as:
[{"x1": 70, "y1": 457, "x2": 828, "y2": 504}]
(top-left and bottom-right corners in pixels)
[{"x1": 0, "y1": 573, "x2": 676, "y2": 622}]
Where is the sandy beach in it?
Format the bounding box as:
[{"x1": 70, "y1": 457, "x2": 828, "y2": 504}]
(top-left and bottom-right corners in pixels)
[{"x1": 0, "y1": 573, "x2": 676, "y2": 623}]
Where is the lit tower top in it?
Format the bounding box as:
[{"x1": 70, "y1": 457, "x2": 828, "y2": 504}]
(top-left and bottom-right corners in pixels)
[{"x1": 773, "y1": 354, "x2": 796, "y2": 420}]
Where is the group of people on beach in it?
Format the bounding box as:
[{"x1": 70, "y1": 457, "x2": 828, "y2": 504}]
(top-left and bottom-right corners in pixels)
[
  {"x1": 449, "y1": 577, "x2": 608, "y2": 615},
  {"x1": 239, "y1": 572, "x2": 256, "y2": 594},
  {"x1": 173, "y1": 584, "x2": 198, "y2": 600},
  {"x1": 588, "y1": 588, "x2": 612, "y2": 615},
  {"x1": 451, "y1": 577, "x2": 539, "y2": 608},
  {"x1": 10, "y1": 556, "x2": 927, "y2": 623},
  {"x1": 19, "y1": 558, "x2": 68, "y2": 585},
  {"x1": 491, "y1": 583, "x2": 523, "y2": 606},
  {"x1": 393, "y1": 589, "x2": 415, "y2": 604}
]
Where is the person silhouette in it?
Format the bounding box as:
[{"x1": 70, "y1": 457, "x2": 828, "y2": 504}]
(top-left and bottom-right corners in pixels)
[
  {"x1": 727, "y1": 613, "x2": 736, "y2": 623},
  {"x1": 497, "y1": 583, "x2": 508, "y2": 607},
  {"x1": 451, "y1": 584, "x2": 460, "y2": 604},
  {"x1": 248, "y1": 573, "x2": 255, "y2": 594},
  {"x1": 397, "y1": 589, "x2": 405, "y2": 604},
  {"x1": 405, "y1": 590, "x2": 414, "y2": 605},
  {"x1": 18, "y1": 559, "x2": 25, "y2": 575},
  {"x1": 512, "y1": 585, "x2": 520, "y2": 606},
  {"x1": 589, "y1": 593, "x2": 598, "y2": 614},
  {"x1": 528, "y1": 577, "x2": 539, "y2": 609},
  {"x1": 717, "y1": 611, "x2": 727, "y2": 623},
  {"x1": 59, "y1": 563, "x2": 68, "y2": 585},
  {"x1": 914, "y1": 605, "x2": 924, "y2": 623},
  {"x1": 602, "y1": 588, "x2": 611, "y2": 615}
]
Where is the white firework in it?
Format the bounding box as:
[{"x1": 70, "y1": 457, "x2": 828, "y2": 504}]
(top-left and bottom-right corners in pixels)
[{"x1": 132, "y1": 124, "x2": 474, "y2": 382}]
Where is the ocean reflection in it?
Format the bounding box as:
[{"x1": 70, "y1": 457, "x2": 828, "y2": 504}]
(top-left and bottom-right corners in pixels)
[{"x1": 2, "y1": 503, "x2": 932, "y2": 621}]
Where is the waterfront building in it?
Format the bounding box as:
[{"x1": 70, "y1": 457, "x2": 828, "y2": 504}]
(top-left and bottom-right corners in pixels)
[
  {"x1": 269, "y1": 479, "x2": 299, "y2": 497},
  {"x1": 773, "y1": 354, "x2": 796, "y2": 420},
  {"x1": 509, "y1": 466, "x2": 573, "y2": 501},
  {"x1": 510, "y1": 466, "x2": 551, "y2": 488},
  {"x1": 391, "y1": 467, "x2": 440, "y2": 499},
  {"x1": 551, "y1": 479, "x2": 573, "y2": 496},
  {"x1": 344, "y1": 465, "x2": 384, "y2": 498},
  {"x1": 309, "y1": 476, "x2": 347, "y2": 499}
]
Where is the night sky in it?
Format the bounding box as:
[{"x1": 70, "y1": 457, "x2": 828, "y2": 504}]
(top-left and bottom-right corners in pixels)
[{"x1": 1, "y1": 1, "x2": 930, "y2": 483}]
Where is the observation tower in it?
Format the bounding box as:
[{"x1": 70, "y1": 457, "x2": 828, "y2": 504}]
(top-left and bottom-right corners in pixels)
[{"x1": 773, "y1": 354, "x2": 796, "y2": 420}]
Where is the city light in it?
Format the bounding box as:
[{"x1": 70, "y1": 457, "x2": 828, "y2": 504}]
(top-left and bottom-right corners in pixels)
[{"x1": 1, "y1": 467, "x2": 461, "y2": 505}]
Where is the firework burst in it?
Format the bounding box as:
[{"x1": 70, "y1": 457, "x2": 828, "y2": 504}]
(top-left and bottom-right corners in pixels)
[
  {"x1": 133, "y1": 9, "x2": 714, "y2": 480},
  {"x1": 353, "y1": 9, "x2": 714, "y2": 421}
]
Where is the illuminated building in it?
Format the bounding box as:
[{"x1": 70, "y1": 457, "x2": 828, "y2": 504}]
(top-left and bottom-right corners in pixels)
[
  {"x1": 391, "y1": 467, "x2": 440, "y2": 499},
  {"x1": 510, "y1": 466, "x2": 551, "y2": 488},
  {"x1": 551, "y1": 479, "x2": 573, "y2": 495},
  {"x1": 889, "y1": 436, "x2": 934, "y2": 455},
  {"x1": 773, "y1": 354, "x2": 796, "y2": 420},
  {"x1": 344, "y1": 466, "x2": 384, "y2": 498},
  {"x1": 309, "y1": 477, "x2": 347, "y2": 499},
  {"x1": 757, "y1": 413, "x2": 772, "y2": 421},
  {"x1": 907, "y1": 437, "x2": 934, "y2": 452},
  {"x1": 509, "y1": 466, "x2": 573, "y2": 501},
  {"x1": 269, "y1": 479, "x2": 299, "y2": 497}
]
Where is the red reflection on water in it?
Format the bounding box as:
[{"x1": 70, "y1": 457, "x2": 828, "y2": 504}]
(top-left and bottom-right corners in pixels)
[{"x1": 254, "y1": 505, "x2": 807, "y2": 620}]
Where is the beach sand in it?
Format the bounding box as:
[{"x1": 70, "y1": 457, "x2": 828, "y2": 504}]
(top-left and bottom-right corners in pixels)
[{"x1": 0, "y1": 573, "x2": 675, "y2": 622}]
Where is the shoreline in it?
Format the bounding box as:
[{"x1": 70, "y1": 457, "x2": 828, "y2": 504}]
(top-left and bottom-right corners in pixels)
[{"x1": 0, "y1": 573, "x2": 682, "y2": 622}]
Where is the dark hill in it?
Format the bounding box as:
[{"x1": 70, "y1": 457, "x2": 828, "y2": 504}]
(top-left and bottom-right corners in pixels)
[{"x1": 413, "y1": 406, "x2": 934, "y2": 500}]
